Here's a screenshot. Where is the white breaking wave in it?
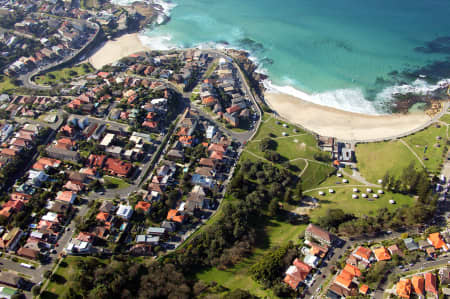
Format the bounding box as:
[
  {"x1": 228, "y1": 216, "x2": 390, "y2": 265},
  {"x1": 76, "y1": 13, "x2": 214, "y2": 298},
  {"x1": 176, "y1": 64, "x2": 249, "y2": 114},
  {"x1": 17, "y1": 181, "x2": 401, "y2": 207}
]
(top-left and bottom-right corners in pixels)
[
  {"x1": 376, "y1": 78, "x2": 450, "y2": 102},
  {"x1": 265, "y1": 77, "x2": 450, "y2": 115},
  {"x1": 264, "y1": 79, "x2": 381, "y2": 115},
  {"x1": 138, "y1": 32, "x2": 178, "y2": 50}
]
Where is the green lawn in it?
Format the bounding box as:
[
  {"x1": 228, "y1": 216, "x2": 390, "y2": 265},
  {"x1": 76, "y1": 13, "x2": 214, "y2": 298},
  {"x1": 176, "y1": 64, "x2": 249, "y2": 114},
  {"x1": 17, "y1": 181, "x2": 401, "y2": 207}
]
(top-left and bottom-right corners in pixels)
[
  {"x1": 306, "y1": 188, "x2": 415, "y2": 221},
  {"x1": 402, "y1": 124, "x2": 447, "y2": 174},
  {"x1": 253, "y1": 114, "x2": 305, "y2": 140},
  {"x1": 300, "y1": 162, "x2": 335, "y2": 190},
  {"x1": 104, "y1": 176, "x2": 130, "y2": 189},
  {"x1": 204, "y1": 62, "x2": 218, "y2": 78},
  {"x1": 312, "y1": 173, "x2": 362, "y2": 189},
  {"x1": 356, "y1": 140, "x2": 422, "y2": 183},
  {"x1": 440, "y1": 114, "x2": 450, "y2": 124},
  {"x1": 196, "y1": 219, "x2": 306, "y2": 298},
  {"x1": 0, "y1": 75, "x2": 18, "y2": 93},
  {"x1": 34, "y1": 63, "x2": 94, "y2": 86}
]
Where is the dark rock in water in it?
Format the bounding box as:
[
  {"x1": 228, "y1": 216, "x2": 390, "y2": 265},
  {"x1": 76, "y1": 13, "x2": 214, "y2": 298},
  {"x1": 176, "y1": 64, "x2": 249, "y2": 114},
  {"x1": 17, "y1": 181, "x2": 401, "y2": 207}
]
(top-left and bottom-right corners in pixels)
[
  {"x1": 216, "y1": 40, "x2": 229, "y2": 45},
  {"x1": 260, "y1": 57, "x2": 274, "y2": 65},
  {"x1": 415, "y1": 36, "x2": 450, "y2": 54}
]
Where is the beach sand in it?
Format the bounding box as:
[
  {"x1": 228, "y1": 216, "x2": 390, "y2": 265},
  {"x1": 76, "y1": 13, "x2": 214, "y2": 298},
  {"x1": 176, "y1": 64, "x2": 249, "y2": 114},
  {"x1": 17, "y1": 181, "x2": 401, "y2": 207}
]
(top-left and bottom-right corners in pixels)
[
  {"x1": 89, "y1": 33, "x2": 150, "y2": 69},
  {"x1": 265, "y1": 92, "x2": 433, "y2": 141}
]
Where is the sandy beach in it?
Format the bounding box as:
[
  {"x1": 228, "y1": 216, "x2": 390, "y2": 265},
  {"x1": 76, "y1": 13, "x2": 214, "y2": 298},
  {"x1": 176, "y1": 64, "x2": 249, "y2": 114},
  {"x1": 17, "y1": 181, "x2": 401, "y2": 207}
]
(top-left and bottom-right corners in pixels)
[
  {"x1": 265, "y1": 92, "x2": 434, "y2": 141},
  {"x1": 88, "y1": 34, "x2": 150, "y2": 69}
]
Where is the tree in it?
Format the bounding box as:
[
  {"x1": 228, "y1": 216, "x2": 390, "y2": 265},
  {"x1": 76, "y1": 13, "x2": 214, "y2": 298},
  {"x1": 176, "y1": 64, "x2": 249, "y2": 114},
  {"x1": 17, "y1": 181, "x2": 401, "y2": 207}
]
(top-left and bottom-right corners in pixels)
[
  {"x1": 259, "y1": 138, "x2": 276, "y2": 152},
  {"x1": 31, "y1": 285, "x2": 41, "y2": 296},
  {"x1": 44, "y1": 270, "x2": 52, "y2": 278},
  {"x1": 268, "y1": 198, "x2": 280, "y2": 217}
]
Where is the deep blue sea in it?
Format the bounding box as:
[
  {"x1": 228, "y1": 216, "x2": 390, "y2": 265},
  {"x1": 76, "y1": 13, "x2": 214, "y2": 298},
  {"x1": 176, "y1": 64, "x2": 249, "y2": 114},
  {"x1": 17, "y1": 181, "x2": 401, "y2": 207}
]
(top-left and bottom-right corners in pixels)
[{"x1": 116, "y1": 0, "x2": 450, "y2": 114}]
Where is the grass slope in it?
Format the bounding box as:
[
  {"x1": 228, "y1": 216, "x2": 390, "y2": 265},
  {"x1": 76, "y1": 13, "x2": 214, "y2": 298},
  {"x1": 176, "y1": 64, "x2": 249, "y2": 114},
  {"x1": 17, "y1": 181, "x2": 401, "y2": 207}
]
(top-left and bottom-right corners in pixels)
[
  {"x1": 34, "y1": 63, "x2": 94, "y2": 86},
  {"x1": 356, "y1": 140, "x2": 421, "y2": 183}
]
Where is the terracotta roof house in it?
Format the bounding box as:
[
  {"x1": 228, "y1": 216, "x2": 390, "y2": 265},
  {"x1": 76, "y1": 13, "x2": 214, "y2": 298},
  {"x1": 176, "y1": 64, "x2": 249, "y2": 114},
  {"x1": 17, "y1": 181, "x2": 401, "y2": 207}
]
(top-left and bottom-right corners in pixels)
[
  {"x1": 32, "y1": 157, "x2": 61, "y2": 171},
  {"x1": 305, "y1": 223, "x2": 333, "y2": 246},
  {"x1": 64, "y1": 180, "x2": 84, "y2": 192},
  {"x1": 396, "y1": 279, "x2": 412, "y2": 299},
  {"x1": 56, "y1": 191, "x2": 76, "y2": 204},
  {"x1": 335, "y1": 270, "x2": 354, "y2": 290},
  {"x1": 199, "y1": 158, "x2": 216, "y2": 168},
  {"x1": 373, "y1": 247, "x2": 391, "y2": 261},
  {"x1": 352, "y1": 246, "x2": 373, "y2": 264},
  {"x1": 88, "y1": 154, "x2": 107, "y2": 168},
  {"x1": 309, "y1": 241, "x2": 329, "y2": 258},
  {"x1": 210, "y1": 150, "x2": 224, "y2": 160},
  {"x1": 412, "y1": 275, "x2": 425, "y2": 296},
  {"x1": 428, "y1": 232, "x2": 449, "y2": 251},
  {"x1": 104, "y1": 158, "x2": 133, "y2": 177},
  {"x1": 208, "y1": 143, "x2": 226, "y2": 153},
  {"x1": 359, "y1": 284, "x2": 369, "y2": 295},
  {"x1": 166, "y1": 209, "x2": 185, "y2": 223},
  {"x1": 425, "y1": 272, "x2": 438, "y2": 296},
  {"x1": 135, "y1": 201, "x2": 151, "y2": 213},
  {"x1": 283, "y1": 258, "x2": 312, "y2": 290},
  {"x1": 343, "y1": 264, "x2": 361, "y2": 277}
]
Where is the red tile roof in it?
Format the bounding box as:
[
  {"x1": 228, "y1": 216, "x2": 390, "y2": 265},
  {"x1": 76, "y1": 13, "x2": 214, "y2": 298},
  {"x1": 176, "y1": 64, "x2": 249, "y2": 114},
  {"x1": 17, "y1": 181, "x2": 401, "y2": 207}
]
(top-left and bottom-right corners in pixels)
[
  {"x1": 104, "y1": 158, "x2": 133, "y2": 177},
  {"x1": 425, "y1": 272, "x2": 437, "y2": 295},
  {"x1": 135, "y1": 201, "x2": 151, "y2": 213},
  {"x1": 167, "y1": 209, "x2": 185, "y2": 223},
  {"x1": 412, "y1": 276, "x2": 424, "y2": 296},
  {"x1": 397, "y1": 279, "x2": 412, "y2": 299}
]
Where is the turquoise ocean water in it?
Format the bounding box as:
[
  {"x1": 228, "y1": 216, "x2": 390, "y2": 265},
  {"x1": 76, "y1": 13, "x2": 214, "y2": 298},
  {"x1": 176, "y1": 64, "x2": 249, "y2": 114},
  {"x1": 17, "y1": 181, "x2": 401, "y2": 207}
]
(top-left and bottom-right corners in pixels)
[{"x1": 117, "y1": 0, "x2": 450, "y2": 114}]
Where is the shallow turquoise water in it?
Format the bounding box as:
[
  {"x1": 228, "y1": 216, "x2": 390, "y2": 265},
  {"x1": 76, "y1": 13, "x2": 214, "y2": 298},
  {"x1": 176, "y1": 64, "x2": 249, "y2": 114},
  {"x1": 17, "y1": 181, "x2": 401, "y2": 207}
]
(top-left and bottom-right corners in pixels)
[{"x1": 138, "y1": 0, "x2": 450, "y2": 113}]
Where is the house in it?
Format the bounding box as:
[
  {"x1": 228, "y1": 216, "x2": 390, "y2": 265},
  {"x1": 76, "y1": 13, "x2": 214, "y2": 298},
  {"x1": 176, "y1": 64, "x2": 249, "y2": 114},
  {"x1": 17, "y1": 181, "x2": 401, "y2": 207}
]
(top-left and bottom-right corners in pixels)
[
  {"x1": 305, "y1": 223, "x2": 333, "y2": 246},
  {"x1": 166, "y1": 209, "x2": 185, "y2": 223},
  {"x1": 32, "y1": 157, "x2": 61, "y2": 171},
  {"x1": 418, "y1": 239, "x2": 432, "y2": 250},
  {"x1": 88, "y1": 154, "x2": 107, "y2": 168},
  {"x1": 352, "y1": 246, "x2": 373, "y2": 264},
  {"x1": 161, "y1": 220, "x2": 177, "y2": 232},
  {"x1": 99, "y1": 201, "x2": 116, "y2": 213},
  {"x1": 427, "y1": 232, "x2": 449, "y2": 251},
  {"x1": 66, "y1": 233, "x2": 93, "y2": 255},
  {"x1": 56, "y1": 191, "x2": 76, "y2": 204},
  {"x1": 17, "y1": 247, "x2": 39, "y2": 260},
  {"x1": 283, "y1": 258, "x2": 312, "y2": 290},
  {"x1": 104, "y1": 158, "x2": 133, "y2": 177},
  {"x1": 135, "y1": 201, "x2": 151, "y2": 214},
  {"x1": 439, "y1": 266, "x2": 450, "y2": 284},
  {"x1": 135, "y1": 235, "x2": 159, "y2": 245},
  {"x1": 425, "y1": 272, "x2": 438, "y2": 296},
  {"x1": 64, "y1": 180, "x2": 84, "y2": 192},
  {"x1": 373, "y1": 247, "x2": 391, "y2": 261},
  {"x1": 335, "y1": 270, "x2": 354, "y2": 290},
  {"x1": 303, "y1": 254, "x2": 319, "y2": 268},
  {"x1": 191, "y1": 174, "x2": 215, "y2": 189},
  {"x1": 343, "y1": 264, "x2": 361, "y2": 277},
  {"x1": 116, "y1": 204, "x2": 133, "y2": 220},
  {"x1": 396, "y1": 279, "x2": 412, "y2": 299},
  {"x1": 46, "y1": 146, "x2": 80, "y2": 162},
  {"x1": 412, "y1": 275, "x2": 425, "y2": 297},
  {"x1": 0, "y1": 228, "x2": 23, "y2": 251},
  {"x1": 166, "y1": 149, "x2": 184, "y2": 161},
  {"x1": 185, "y1": 185, "x2": 207, "y2": 215},
  {"x1": 359, "y1": 284, "x2": 369, "y2": 295},
  {"x1": 388, "y1": 244, "x2": 403, "y2": 257},
  {"x1": 404, "y1": 238, "x2": 419, "y2": 251},
  {"x1": 146, "y1": 227, "x2": 166, "y2": 236}
]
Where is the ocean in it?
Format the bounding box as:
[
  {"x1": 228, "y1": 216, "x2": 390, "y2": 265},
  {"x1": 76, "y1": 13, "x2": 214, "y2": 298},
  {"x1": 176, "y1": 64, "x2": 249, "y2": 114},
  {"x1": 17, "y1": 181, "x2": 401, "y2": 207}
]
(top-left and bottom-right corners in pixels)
[{"x1": 115, "y1": 0, "x2": 450, "y2": 114}]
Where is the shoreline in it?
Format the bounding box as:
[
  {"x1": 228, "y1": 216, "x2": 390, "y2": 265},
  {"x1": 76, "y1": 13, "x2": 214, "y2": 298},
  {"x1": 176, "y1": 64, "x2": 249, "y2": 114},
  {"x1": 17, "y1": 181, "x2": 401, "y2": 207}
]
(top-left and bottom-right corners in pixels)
[
  {"x1": 264, "y1": 91, "x2": 436, "y2": 142},
  {"x1": 88, "y1": 33, "x2": 151, "y2": 69},
  {"x1": 86, "y1": 31, "x2": 443, "y2": 142}
]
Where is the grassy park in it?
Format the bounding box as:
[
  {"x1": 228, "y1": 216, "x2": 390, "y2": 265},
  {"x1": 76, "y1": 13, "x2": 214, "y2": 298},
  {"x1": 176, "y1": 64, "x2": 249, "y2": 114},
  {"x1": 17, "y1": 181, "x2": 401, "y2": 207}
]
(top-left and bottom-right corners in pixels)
[
  {"x1": 244, "y1": 113, "x2": 335, "y2": 188},
  {"x1": 306, "y1": 187, "x2": 415, "y2": 221},
  {"x1": 33, "y1": 63, "x2": 94, "y2": 86},
  {"x1": 104, "y1": 176, "x2": 130, "y2": 189},
  {"x1": 0, "y1": 75, "x2": 18, "y2": 93},
  {"x1": 356, "y1": 124, "x2": 447, "y2": 183}
]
